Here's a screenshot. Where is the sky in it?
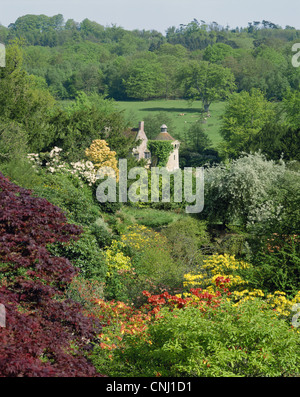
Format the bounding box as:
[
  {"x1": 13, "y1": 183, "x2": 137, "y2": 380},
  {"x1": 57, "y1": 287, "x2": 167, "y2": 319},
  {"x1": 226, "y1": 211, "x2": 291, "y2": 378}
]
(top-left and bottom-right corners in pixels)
[{"x1": 1, "y1": 0, "x2": 300, "y2": 33}]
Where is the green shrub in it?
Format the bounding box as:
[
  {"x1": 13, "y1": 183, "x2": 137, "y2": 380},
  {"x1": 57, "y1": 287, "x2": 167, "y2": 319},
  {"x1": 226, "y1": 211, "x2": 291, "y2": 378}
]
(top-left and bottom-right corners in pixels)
[
  {"x1": 248, "y1": 234, "x2": 300, "y2": 295},
  {"x1": 162, "y1": 216, "x2": 211, "y2": 268},
  {"x1": 102, "y1": 299, "x2": 300, "y2": 377},
  {"x1": 121, "y1": 225, "x2": 184, "y2": 292},
  {"x1": 32, "y1": 171, "x2": 100, "y2": 225},
  {"x1": 48, "y1": 227, "x2": 107, "y2": 280},
  {"x1": 89, "y1": 220, "x2": 113, "y2": 248}
]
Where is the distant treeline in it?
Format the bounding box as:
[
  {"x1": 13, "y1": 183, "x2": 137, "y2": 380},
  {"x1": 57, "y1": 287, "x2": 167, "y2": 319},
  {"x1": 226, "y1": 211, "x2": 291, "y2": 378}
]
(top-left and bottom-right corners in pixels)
[{"x1": 0, "y1": 14, "x2": 299, "y2": 101}]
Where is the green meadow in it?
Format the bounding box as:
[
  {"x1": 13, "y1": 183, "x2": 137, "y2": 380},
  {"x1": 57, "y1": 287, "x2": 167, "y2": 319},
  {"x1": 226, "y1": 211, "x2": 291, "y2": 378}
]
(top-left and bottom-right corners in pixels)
[{"x1": 117, "y1": 99, "x2": 226, "y2": 148}]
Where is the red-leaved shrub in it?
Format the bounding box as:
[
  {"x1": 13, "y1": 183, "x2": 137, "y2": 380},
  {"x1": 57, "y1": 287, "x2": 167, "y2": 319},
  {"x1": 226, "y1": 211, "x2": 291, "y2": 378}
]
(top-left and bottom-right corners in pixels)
[{"x1": 0, "y1": 172, "x2": 103, "y2": 377}]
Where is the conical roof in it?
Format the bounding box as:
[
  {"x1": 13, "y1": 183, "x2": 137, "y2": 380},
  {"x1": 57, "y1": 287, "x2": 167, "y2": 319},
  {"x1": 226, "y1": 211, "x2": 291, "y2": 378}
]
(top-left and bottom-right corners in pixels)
[
  {"x1": 154, "y1": 132, "x2": 176, "y2": 141},
  {"x1": 154, "y1": 124, "x2": 176, "y2": 141}
]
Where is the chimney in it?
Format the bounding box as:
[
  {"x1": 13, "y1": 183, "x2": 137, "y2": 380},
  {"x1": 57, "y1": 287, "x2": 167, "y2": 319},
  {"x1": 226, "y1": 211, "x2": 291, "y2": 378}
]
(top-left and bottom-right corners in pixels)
[{"x1": 139, "y1": 121, "x2": 144, "y2": 131}]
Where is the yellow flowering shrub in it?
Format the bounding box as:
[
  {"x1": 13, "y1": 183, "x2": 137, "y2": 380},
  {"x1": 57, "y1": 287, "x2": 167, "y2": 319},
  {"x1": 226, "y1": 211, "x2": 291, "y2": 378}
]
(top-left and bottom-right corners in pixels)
[
  {"x1": 85, "y1": 139, "x2": 119, "y2": 181},
  {"x1": 183, "y1": 253, "x2": 300, "y2": 320},
  {"x1": 183, "y1": 254, "x2": 251, "y2": 292},
  {"x1": 232, "y1": 289, "x2": 300, "y2": 319},
  {"x1": 121, "y1": 225, "x2": 164, "y2": 251},
  {"x1": 104, "y1": 240, "x2": 132, "y2": 277}
]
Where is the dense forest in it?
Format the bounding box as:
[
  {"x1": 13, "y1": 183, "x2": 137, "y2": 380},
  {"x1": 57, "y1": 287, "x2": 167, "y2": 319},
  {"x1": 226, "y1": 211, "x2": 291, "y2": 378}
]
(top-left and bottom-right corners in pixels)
[
  {"x1": 0, "y1": 14, "x2": 300, "y2": 102},
  {"x1": 0, "y1": 14, "x2": 300, "y2": 378}
]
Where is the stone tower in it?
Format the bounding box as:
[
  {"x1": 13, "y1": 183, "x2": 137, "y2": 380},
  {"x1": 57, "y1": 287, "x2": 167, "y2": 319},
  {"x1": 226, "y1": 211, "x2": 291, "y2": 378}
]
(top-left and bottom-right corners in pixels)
[
  {"x1": 154, "y1": 124, "x2": 180, "y2": 171},
  {"x1": 132, "y1": 121, "x2": 180, "y2": 171}
]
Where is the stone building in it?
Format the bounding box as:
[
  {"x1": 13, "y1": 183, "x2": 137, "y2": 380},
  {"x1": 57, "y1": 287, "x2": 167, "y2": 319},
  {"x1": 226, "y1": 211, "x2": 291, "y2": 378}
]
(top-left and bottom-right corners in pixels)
[{"x1": 132, "y1": 121, "x2": 180, "y2": 171}]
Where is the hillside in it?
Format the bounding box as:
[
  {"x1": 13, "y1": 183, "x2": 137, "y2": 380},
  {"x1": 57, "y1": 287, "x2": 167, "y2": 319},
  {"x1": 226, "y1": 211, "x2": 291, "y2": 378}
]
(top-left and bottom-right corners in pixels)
[{"x1": 0, "y1": 14, "x2": 300, "y2": 379}]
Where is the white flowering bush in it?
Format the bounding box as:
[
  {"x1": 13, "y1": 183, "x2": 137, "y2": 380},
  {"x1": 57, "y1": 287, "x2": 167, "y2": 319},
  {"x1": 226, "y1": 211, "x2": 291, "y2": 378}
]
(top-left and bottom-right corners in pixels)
[
  {"x1": 202, "y1": 152, "x2": 291, "y2": 233},
  {"x1": 27, "y1": 147, "x2": 99, "y2": 186}
]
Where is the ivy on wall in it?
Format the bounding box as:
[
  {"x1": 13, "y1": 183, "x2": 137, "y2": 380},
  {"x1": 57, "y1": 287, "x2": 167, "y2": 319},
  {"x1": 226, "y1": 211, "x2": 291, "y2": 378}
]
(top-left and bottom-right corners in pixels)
[{"x1": 147, "y1": 140, "x2": 173, "y2": 167}]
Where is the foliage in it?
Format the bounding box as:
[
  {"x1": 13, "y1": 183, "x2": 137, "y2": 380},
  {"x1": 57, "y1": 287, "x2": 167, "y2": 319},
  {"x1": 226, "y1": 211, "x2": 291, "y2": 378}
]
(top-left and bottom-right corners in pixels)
[
  {"x1": 112, "y1": 299, "x2": 300, "y2": 377},
  {"x1": 184, "y1": 120, "x2": 212, "y2": 152},
  {"x1": 48, "y1": 227, "x2": 107, "y2": 280},
  {"x1": 161, "y1": 216, "x2": 210, "y2": 267},
  {"x1": 282, "y1": 90, "x2": 300, "y2": 129},
  {"x1": 90, "y1": 276, "x2": 300, "y2": 377},
  {"x1": 2, "y1": 13, "x2": 300, "y2": 378},
  {"x1": 120, "y1": 224, "x2": 183, "y2": 292},
  {"x1": 0, "y1": 43, "x2": 56, "y2": 152},
  {"x1": 201, "y1": 152, "x2": 288, "y2": 230},
  {"x1": 49, "y1": 93, "x2": 129, "y2": 161},
  {"x1": 203, "y1": 43, "x2": 234, "y2": 63},
  {"x1": 248, "y1": 234, "x2": 300, "y2": 296},
  {"x1": 177, "y1": 60, "x2": 236, "y2": 111},
  {"x1": 0, "y1": 172, "x2": 102, "y2": 376},
  {"x1": 124, "y1": 56, "x2": 165, "y2": 100},
  {"x1": 5, "y1": 14, "x2": 299, "y2": 104},
  {"x1": 249, "y1": 122, "x2": 300, "y2": 161},
  {"x1": 147, "y1": 140, "x2": 173, "y2": 167},
  {"x1": 219, "y1": 88, "x2": 276, "y2": 158},
  {"x1": 0, "y1": 119, "x2": 28, "y2": 162},
  {"x1": 85, "y1": 139, "x2": 119, "y2": 181},
  {"x1": 31, "y1": 171, "x2": 100, "y2": 226}
]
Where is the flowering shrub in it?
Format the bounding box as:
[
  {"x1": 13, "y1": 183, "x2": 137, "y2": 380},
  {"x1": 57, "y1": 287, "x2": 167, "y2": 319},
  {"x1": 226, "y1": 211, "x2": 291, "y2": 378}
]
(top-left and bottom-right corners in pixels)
[
  {"x1": 104, "y1": 240, "x2": 132, "y2": 277},
  {"x1": 85, "y1": 139, "x2": 119, "y2": 181},
  {"x1": 115, "y1": 299, "x2": 300, "y2": 377},
  {"x1": 202, "y1": 152, "x2": 287, "y2": 230},
  {"x1": 183, "y1": 253, "x2": 300, "y2": 320},
  {"x1": 90, "y1": 277, "x2": 300, "y2": 377},
  {"x1": 90, "y1": 281, "x2": 228, "y2": 376},
  {"x1": 231, "y1": 289, "x2": 300, "y2": 319},
  {"x1": 28, "y1": 146, "x2": 99, "y2": 186},
  {"x1": 183, "y1": 254, "x2": 251, "y2": 292}
]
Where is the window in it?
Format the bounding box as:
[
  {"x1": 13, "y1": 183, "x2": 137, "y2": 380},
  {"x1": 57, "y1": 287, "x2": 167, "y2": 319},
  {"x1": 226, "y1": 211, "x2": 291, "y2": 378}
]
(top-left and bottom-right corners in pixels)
[
  {"x1": 134, "y1": 153, "x2": 139, "y2": 160},
  {"x1": 144, "y1": 152, "x2": 151, "y2": 159}
]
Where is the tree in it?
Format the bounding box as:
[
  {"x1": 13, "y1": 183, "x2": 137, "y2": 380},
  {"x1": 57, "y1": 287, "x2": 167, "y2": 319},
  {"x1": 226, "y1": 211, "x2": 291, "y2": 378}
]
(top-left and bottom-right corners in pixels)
[
  {"x1": 219, "y1": 88, "x2": 276, "y2": 158},
  {"x1": 177, "y1": 60, "x2": 236, "y2": 111},
  {"x1": 184, "y1": 120, "x2": 212, "y2": 152},
  {"x1": 124, "y1": 56, "x2": 165, "y2": 100},
  {"x1": 48, "y1": 92, "x2": 131, "y2": 161},
  {"x1": 202, "y1": 43, "x2": 233, "y2": 63},
  {"x1": 282, "y1": 89, "x2": 300, "y2": 129},
  {"x1": 0, "y1": 42, "x2": 56, "y2": 151},
  {"x1": 250, "y1": 122, "x2": 300, "y2": 161},
  {"x1": 201, "y1": 152, "x2": 288, "y2": 230},
  {"x1": 66, "y1": 64, "x2": 105, "y2": 96}
]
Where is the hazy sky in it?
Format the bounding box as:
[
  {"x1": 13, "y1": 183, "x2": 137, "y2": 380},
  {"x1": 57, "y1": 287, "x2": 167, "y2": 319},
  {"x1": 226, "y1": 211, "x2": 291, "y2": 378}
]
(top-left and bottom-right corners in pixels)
[{"x1": 1, "y1": 0, "x2": 300, "y2": 33}]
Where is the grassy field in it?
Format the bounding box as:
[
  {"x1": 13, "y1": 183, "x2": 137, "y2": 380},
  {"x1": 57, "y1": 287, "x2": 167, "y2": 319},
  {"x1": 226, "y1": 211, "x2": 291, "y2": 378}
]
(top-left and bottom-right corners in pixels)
[{"x1": 117, "y1": 99, "x2": 226, "y2": 148}]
